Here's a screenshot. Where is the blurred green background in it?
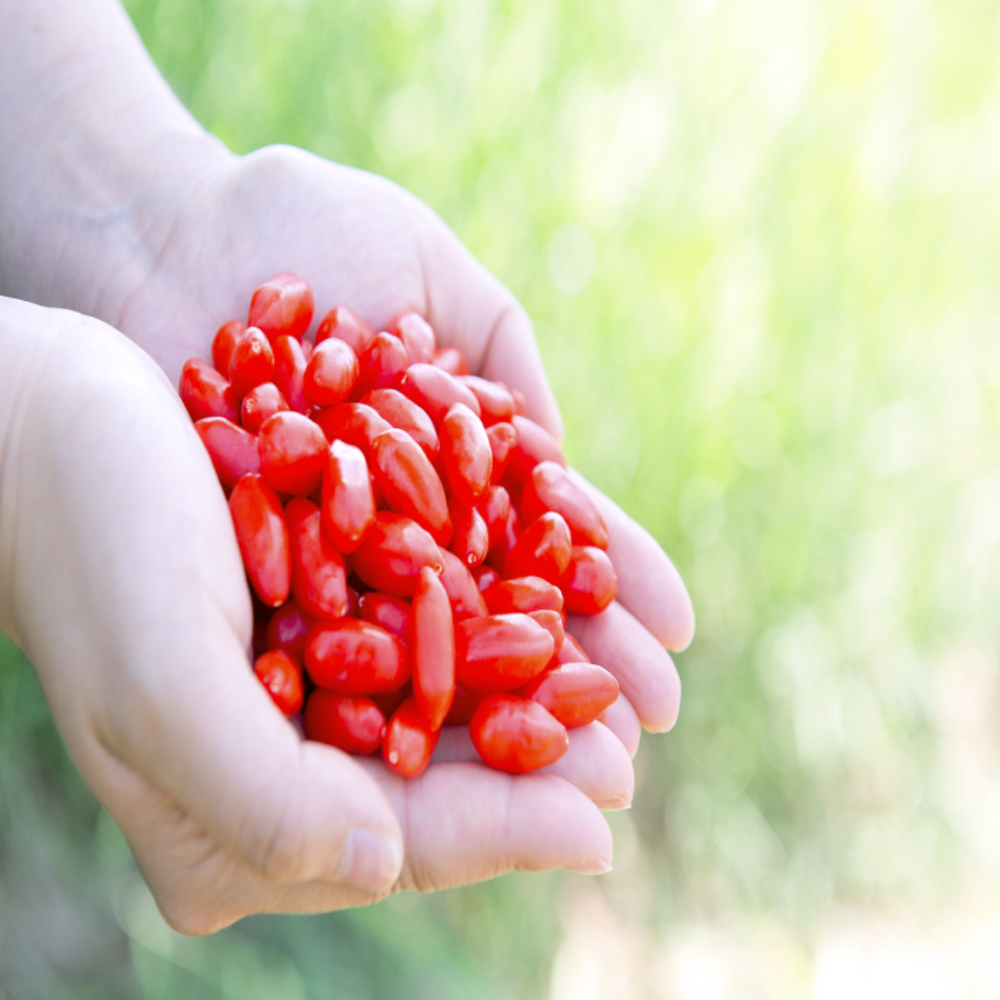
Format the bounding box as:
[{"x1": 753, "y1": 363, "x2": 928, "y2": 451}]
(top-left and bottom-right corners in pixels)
[{"x1": 4, "y1": 0, "x2": 1000, "y2": 996}]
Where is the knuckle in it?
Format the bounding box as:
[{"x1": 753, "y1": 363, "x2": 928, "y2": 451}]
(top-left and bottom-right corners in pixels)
[
  {"x1": 238, "y1": 762, "x2": 309, "y2": 885},
  {"x1": 153, "y1": 885, "x2": 234, "y2": 937}
]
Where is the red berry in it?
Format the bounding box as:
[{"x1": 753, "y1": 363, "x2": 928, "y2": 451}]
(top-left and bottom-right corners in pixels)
[
  {"x1": 248, "y1": 272, "x2": 314, "y2": 342},
  {"x1": 254, "y1": 649, "x2": 304, "y2": 716}
]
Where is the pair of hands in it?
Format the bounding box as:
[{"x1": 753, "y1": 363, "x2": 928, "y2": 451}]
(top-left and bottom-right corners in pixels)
[{"x1": 0, "y1": 143, "x2": 693, "y2": 933}]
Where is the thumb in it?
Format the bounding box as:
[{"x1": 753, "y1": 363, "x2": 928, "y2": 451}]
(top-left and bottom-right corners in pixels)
[
  {"x1": 76, "y1": 417, "x2": 405, "y2": 895},
  {"x1": 103, "y1": 626, "x2": 404, "y2": 895},
  {"x1": 416, "y1": 212, "x2": 565, "y2": 441},
  {"x1": 4, "y1": 316, "x2": 402, "y2": 898}
]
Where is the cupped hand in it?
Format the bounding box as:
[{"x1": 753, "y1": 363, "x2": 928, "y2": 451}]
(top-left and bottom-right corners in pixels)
[
  {"x1": 106, "y1": 143, "x2": 695, "y2": 751},
  {"x1": 0, "y1": 297, "x2": 620, "y2": 933}
]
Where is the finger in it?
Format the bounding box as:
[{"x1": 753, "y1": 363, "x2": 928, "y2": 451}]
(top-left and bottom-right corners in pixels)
[
  {"x1": 92, "y1": 498, "x2": 404, "y2": 896},
  {"x1": 20, "y1": 336, "x2": 403, "y2": 896},
  {"x1": 476, "y1": 298, "x2": 564, "y2": 442},
  {"x1": 432, "y1": 721, "x2": 634, "y2": 808},
  {"x1": 568, "y1": 602, "x2": 681, "y2": 733},
  {"x1": 418, "y1": 221, "x2": 564, "y2": 440},
  {"x1": 543, "y1": 722, "x2": 633, "y2": 809},
  {"x1": 602, "y1": 694, "x2": 642, "y2": 760},
  {"x1": 111, "y1": 724, "x2": 623, "y2": 931},
  {"x1": 92, "y1": 741, "x2": 388, "y2": 934},
  {"x1": 358, "y1": 760, "x2": 614, "y2": 888},
  {"x1": 568, "y1": 468, "x2": 695, "y2": 651}
]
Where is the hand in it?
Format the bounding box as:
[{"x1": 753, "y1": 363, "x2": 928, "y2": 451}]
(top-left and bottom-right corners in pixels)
[
  {"x1": 0, "y1": 297, "x2": 629, "y2": 932},
  {"x1": 0, "y1": 0, "x2": 693, "y2": 757},
  {"x1": 0, "y1": 0, "x2": 693, "y2": 929},
  {"x1": 102, "y1": 143, "x2": 696, "y2": 753}
]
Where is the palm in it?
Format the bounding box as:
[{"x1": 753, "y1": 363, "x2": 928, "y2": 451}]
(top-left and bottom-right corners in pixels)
[{"x1": 116, "y1": 146, "x2": 560, "y2": 431}]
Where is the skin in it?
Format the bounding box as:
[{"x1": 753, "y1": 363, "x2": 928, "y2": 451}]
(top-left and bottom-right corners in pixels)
[{"x1": 0, "y1": 0, "x2": 695, "y2": 933}]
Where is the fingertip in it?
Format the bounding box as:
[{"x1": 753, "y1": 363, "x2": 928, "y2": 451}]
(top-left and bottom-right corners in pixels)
[
  {"x1": 543, "y1": 721, "x2": 634, "y2": 808},
  {"x1": 528, "y1": 379, "x2": 565, "y2": 444},
  {"x1": 335, "y1": 825, "x2": 404, "y2": 895},
  {"x1": 569, "y1": 603, "x2": 682, "y2": 734},
  {"x1": 661, "y1": 570, "x2": 696, "y2": 653},
  {"x1": 478, "y1": 301, "x2": 565, "y2": 442},
  {"x1": 298, "y1": 740, "x2": 403, "y2": 888},
  {"x1": 568, "y1": 469, "x2": 695, "y2": 649},
  {"x1": 601, "y1": 695, "x2": 642, "y2": 760},
  {"x1": 510, "y1": 776, "x2": 614, "y2": 875},
  {"x1": 564, "y1": 858, "x2": 613, "y2": 875},
  {"x1": 642, "y1": 664, "x2": 681, "y2": 733}
]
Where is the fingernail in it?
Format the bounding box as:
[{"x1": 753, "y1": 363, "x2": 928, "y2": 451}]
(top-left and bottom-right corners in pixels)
[
  {"x1": 594, "y1": 795, "x2": 632, "y2": 811},
  {"x1": 565, "y1": 859, "x2": 613, "y2": 875},
  {"x1": 337, "y1": 829, "x2": 402, "y2": 893}
]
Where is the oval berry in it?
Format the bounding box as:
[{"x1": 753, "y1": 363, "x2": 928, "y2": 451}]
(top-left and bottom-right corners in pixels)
[
  {"x1": 264, "y1": 599, "x2": 315, "y2": 661},
  {"x1": 410, "y1": 566, "x2": 455, "y2": 730},
  {"x1": 439, "y1": 403, "x2": 492, "y2": 507},
  {"x1": 448, "y1": 500, "x2": 489, "y2": 568},
  {"x1": 316, "y1": 305, "x2": 376, "y2": 355},
  {"x1": 396, "y1": 363, "x2": 481, "y2": 423},
  {"x1": 248, "y1": 272, "x2": 314, "y2": 342},
  {"x1": 458, "y1": 376, "x2": 515, "y2": 426},
  {"x1": 228, "y1": 327, "x2": 275, "y2": 398},
  {"x1": 241, "y1": 382, "x2": 289, "y2": 434},
  {"x1": 304, "y1": 337, "x2": 360, "y2": 407},
  {"x1": 503, "y1": 511, "x2": 572, "y2": 583},
  {"x1": 212, "y1": 319, "x2": 246, "y2": 375},
  {"x1": 305, "y1": 618, "x2": 410, "y2": 693},
  {"x1": 258, "y1": 411, "x2": 328, "y2": 496},
  {"x1": 361, "y1": 388, "x2": 439, "y2": 460},
  {"x1": 455, "y1": 613, "x2": 554, "y2": 692},
  {"x1": 388, "y1": 312, "x2": 436, "y2": 365},
  {"x1": 305, "y1": 691, "x2": 386, "y2": 755},
  {"x1": 285, "y1": 497, "x2": 348, "y2": 621},
  {"x1": 528, "y1": 609, "x2": 564, "y2": 655},
  {"x1": 354, "y1": 331, "x2": 408, "y2": 397},
  {"x1": 351, "y1": 512, "x2": 444, "y2": 597},
  {"x1": 485, "y1": 504, "x2": 521, "y2": 574},
  {"x1": 272, "y1": 335, "x2": 309, "y2": 414},
  {"x1": 504, "y1": 415, "x2": 566, "y2": 487},
  {"x1": 254, "y1": 649, "x2": 304, "y2": 717},
  {"x1": 321, "y1": 440, "x2": 375, "y2": 554},
  {"x1": 179, "y1": 358, "x2": 238, "y2": 422},
  {"x1": 382, "y1": 698, "x2": 439, "y2": 778},
  {"x1": 229, "y1": 473, "x2": 291, "y2": 607},
  {"x1": 478, "y1": 485, "x2": 511, "y2": 551},
  {"x1": 486, "y1": 422, "x2": 517, "y2": 484},
  {"x1": 370, "y1": 428, "x2": 451, "y2": 545},
  {"x1": 482, "y1": 576, "x2": 564, "y2": 616},
  {"x1": 469, "y1": 694, "x2": 568, "y2": 774},
  {"x1": 195, "y1": 417, "x2": 260, "y2": 490},
  {"x1": 358, "y1": 592, "x2": 411, "y2": 644},
  {"x1": 313, "y1": 402, "x2": 392, "y2": 459},
  {"x1": 438, "y1": 548, "x2": 489, "y2": 622},
  {"x1": 521, "y1": 462, "x2": 608, "y2": 549},
  {"x1": 560, "y1": 546, "x2": 618, "y2": 615},
  {"x1": 517, "y1": 662, "x2": 619, "y2": 729}
]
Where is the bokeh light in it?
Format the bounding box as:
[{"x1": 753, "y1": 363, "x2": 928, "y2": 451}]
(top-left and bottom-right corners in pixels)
[{"x1": 3, "y1": 0, "x2": 1000, "y2": 995}]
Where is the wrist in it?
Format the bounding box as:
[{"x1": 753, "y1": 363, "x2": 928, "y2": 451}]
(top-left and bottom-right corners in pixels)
[{"x1": 0, "y1": 0, "x2": 232, "y2": 331}]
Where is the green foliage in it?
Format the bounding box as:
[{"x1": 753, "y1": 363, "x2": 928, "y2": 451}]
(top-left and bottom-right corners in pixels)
[{"x1": 6, "y1": 0, "x2": 1000, "y2": 994}]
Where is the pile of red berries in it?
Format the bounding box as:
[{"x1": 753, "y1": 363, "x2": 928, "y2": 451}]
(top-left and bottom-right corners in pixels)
[{"x1": 179, "y1": 273, "x2": 620, "y2": 778}]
